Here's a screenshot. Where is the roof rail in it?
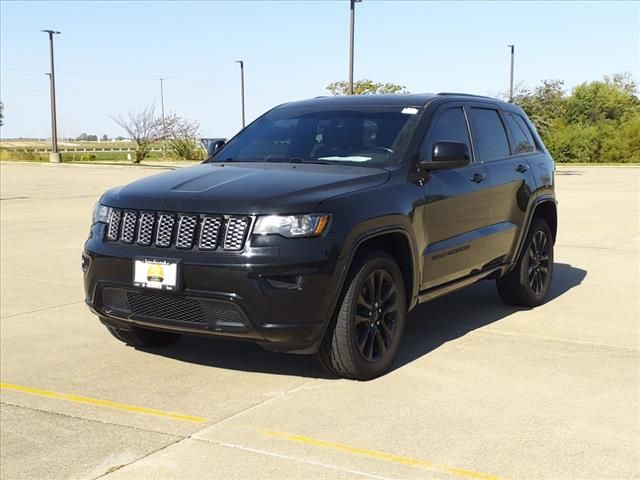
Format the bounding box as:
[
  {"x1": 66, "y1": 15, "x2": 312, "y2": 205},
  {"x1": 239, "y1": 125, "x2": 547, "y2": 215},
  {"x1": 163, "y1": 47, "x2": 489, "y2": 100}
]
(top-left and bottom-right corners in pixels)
[{"x1": 437, "y1": 92, "x2": 497, "y2": 100}]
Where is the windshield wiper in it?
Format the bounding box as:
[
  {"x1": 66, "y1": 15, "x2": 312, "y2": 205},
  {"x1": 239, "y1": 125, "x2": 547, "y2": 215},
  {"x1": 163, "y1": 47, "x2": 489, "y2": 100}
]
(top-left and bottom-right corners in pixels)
[{"x1": 265, "y1": 157, "x2": 332, "y2": 165}]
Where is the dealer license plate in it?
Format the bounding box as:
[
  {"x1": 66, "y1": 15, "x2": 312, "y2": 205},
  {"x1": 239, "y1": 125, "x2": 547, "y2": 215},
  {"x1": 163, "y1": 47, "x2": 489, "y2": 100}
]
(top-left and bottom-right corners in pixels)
[{"x1": 133, "y1": 258, "x2": 179, "y2": 291}]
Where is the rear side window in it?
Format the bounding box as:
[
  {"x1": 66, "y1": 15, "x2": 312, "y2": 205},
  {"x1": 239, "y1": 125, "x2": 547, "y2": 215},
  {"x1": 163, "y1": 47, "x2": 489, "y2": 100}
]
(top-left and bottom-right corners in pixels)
[
  {"x1": 469, "y1": 108, "x2": 510, "y2": 161},
  {"x1": 504, "y1": 113, "x2": 536, "y2": 153},
  {"x1": 421, "y1": 107, "x2": 471, "y2": 160}
]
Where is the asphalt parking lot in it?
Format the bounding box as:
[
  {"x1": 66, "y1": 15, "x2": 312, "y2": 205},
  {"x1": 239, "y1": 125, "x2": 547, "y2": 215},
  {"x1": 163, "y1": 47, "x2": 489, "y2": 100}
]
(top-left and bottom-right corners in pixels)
[{"x1": 1, "y1": 162, "x2": 638, "y2": 480}]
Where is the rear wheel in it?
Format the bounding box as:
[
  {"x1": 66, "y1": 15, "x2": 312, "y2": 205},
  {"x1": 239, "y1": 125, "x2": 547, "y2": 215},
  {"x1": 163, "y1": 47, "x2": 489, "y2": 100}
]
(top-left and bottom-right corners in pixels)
[
  {"x1": 317, "y1": 250, "x2": 406, "y2": 380},
  {"x1": 104, "y1": 323, "x2": 182, "y2": 348},
  {"x1": 497, "y1": 217, "x2": 554, "y2": 307}
]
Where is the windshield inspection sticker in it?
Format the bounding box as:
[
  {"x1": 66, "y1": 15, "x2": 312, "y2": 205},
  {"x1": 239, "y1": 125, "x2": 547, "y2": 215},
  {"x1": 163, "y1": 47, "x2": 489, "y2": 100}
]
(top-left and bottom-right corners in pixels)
[
  {"x1": 402, "y1": 107, "x2": 419, "y2": 115},
  {"x1": 318, "y1": 156, "x2": 372, "y2": 162}
]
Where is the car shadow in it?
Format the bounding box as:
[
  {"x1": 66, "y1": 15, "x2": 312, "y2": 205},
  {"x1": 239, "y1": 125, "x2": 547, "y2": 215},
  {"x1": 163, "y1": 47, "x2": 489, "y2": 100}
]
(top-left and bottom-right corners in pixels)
[
  {"x1": 139, "y1": 262, "x2": 586, "y2": 379},
  {"x1": 393, "y1": 262, "x2": 587, "y2": 372}
]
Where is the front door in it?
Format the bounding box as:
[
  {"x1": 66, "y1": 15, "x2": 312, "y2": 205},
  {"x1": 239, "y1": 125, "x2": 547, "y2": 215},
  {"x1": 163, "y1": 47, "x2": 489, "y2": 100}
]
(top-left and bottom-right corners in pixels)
[{"x1": 419, "y1": 106, "x2": 493, "y2": 290}]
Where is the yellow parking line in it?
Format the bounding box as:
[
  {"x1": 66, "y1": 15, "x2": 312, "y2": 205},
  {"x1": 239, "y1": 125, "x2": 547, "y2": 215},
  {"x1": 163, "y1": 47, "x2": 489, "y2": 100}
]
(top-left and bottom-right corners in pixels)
[
  {"x1": 262, "y1": 429, "x2": 503, "y2": 480},
  {"x1": 0, "y1": 382, "x2": 207, "y2": 424}
]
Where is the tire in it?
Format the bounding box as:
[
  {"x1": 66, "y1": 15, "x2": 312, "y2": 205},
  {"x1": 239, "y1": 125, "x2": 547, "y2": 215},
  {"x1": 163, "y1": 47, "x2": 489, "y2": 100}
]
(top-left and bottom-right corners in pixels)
[
  {"x1": 105, "y1": 323, "x2": 182, "y2": 348},
  {"x1": 497, "y1": 217, "x2": 554, "y2": 307},
  {"x1": 317, "y1": 250, "x2": 407, "y2": 380}
]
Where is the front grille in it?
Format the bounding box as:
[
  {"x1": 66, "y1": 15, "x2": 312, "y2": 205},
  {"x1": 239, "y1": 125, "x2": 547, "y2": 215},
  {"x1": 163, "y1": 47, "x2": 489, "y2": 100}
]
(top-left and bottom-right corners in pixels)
[
  {"x1": 101, "y1": 287, "x2": 250, "y2": 329},
  {"x1": 155, "y1": 214, "x2": 175, "y2": 248},
  {"x1": 137, "y1": 212, "x2": 155, "y2": 246},
  {"x1": 106, "y1": 209, "x2": 252, "y2": 252},
  {"x1": 120, "y1": 211, "x2": 137, "y2": 244},
  {"x1": 176, "y1": 215, "x2": 198, "y2": 249},
  {"x1": 126, "y1": 291, "x2": 206, "y2": 324},
  {"x1": 106, "y1": 209, "x2": 122, "y2": 240},
  {"x1": 198, "y1": 216, "x2": 222, "y2": 250},
  {"x1": 215, "y1": 309, "x2": 244, "y2": 327},
  {"x1": 223, "y1": 217, "x2": 250, "y2": 251}
]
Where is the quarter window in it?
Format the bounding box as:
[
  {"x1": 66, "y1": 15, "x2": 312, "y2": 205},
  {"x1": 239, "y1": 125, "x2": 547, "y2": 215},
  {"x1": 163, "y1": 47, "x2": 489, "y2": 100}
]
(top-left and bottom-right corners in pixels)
[
  {"x1": 421, "y1": 108, "x2": 471, "y2": 161},
  {"x1": 504, "y1": 113, "x2": 537, "y2": 153},
  {"x1": 469, "y1": 108, "x2": 510, "y2": 161}
]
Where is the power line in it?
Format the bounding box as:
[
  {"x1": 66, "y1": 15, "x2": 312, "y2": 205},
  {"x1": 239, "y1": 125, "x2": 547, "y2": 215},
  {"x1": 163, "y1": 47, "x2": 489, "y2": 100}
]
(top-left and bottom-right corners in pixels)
[{"x1": 2, "y1": 68, "x2": 319, "y2": 95}]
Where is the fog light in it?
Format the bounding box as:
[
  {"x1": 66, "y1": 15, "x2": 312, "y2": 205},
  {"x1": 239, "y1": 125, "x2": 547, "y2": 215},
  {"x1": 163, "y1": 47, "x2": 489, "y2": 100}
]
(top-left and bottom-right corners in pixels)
[
  {"x1": 264, "y1": 275, "x2": 305, "y2": 291},
  {"x1": 81, "y1": 254, "x2": 90, "y2": 272}
]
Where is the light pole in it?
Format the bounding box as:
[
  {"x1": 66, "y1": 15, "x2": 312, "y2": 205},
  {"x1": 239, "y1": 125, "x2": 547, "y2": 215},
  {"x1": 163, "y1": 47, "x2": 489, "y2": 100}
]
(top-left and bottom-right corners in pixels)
[
  {"x1": 348, "y1": 0, "x2": 362, "y2": 95},
  {"x1": 158, "y1": 77, "x2": 166, "y2": 159},
  {"x1": 508, "y1": 44, "x2": 515, "y2": 102},
  {"x1": 42, "y1": 29, "x2": 61, "y2": 162},
  {"x1": 236, "y1": 60, "x2": 245, "y2": 128}
]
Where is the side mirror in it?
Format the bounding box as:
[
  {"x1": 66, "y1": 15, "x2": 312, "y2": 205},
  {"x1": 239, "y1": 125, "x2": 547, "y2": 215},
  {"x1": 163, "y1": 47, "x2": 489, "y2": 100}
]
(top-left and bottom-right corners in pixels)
[
  {"x1": 207, "y1": 139, "x2": 226, "y2": 158},
  {"x1": 420, "y1": 142, "x2": 471, "y2": 170}
]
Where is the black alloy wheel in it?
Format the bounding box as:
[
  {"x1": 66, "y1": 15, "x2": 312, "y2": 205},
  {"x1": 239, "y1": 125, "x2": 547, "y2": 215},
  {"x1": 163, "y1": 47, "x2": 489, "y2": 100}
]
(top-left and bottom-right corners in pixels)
[
  {"x1": 317, "y1": 250, "x2": 407, "y2": 380},
  {"x1": 527, "y1": 230, "x2": 551, "y2": 295},
  {"x1": 354, "y1": 269, "x2": 399, "y2": 362}
]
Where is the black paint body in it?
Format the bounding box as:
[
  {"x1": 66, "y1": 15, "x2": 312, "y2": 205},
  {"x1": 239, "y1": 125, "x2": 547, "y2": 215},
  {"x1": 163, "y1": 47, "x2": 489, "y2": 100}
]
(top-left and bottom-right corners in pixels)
[{"x1": 83, "y1": 94, "x2": 557, "y2": 354}]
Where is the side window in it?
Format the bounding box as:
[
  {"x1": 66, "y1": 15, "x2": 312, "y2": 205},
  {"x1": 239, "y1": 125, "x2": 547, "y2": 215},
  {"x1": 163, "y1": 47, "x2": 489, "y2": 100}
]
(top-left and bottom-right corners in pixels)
[
  {"x1": 504, "y1": 113, "x2": 536, "y2": 153},
  {"x1": 421, "y1": 107, "x2": 471, "y2": 161},
  {"x1": 363, "y1": 119, "x2": 377, "y2": 148},
  {"x1": 469, "y1": 108, "x2": 511, "y2": 161}
]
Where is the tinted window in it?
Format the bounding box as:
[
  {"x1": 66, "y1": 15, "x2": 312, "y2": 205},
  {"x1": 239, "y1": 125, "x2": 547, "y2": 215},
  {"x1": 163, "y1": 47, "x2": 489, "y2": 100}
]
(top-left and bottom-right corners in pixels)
[
  {"x1": 504, "y1": 113, "x2": 536, "y2": 153},
  {"x1": 470, "y1": 108, "x2": 510, "y2": 161},
  {"x1": 214, "y1": 106, "x2": 421, "y2": 167},
  {"x1": 421, "y1": 108, "x2": 470, "y2": 160},
  {"x1": 236, "y1": 118, "x2": 298, "y2": 159}
]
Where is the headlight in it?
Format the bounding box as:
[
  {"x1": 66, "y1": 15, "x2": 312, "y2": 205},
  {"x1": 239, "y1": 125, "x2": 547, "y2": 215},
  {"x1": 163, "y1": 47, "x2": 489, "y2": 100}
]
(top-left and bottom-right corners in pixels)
[
  {"x1": 254, "y1": 213, "x2": 330, "y2": 238},
  {"x1": 92, "y1": 203, "x2": 112, "y2": 224}
]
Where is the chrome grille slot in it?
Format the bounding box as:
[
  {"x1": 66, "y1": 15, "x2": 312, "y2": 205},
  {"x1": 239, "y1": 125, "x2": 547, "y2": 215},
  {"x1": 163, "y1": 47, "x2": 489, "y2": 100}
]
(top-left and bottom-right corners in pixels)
[
  {"x1": 137, "y1": 212, "x2": 155, "y2": 246},
  {"x1": 106, "y1": 209, "x2": 122, "y2": 241},
  {"x1": 176, "y1": 215, "x2": 198, "y2": 249},
  {"x1": 103, "y1": 210, "x2": 252, "y2": 252},
  {"x1": 223, "y1": 217, "x2": 250, "y2": 251},
  {"x1": 120, "y1": 211, "x2": 137, "y2": 244},
  {"x1": 198, "y1": 216, "x2": 222, "y2": 250},
  {"x1": 155, "y1": 214, "x2": 175, "y2": 247}
]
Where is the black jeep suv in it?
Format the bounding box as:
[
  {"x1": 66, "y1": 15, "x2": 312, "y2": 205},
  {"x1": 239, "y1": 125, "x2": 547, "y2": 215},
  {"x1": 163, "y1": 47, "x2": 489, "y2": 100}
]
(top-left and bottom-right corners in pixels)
[{"x1": 83, "y1": 93, "x2": 556, "y2": 380}]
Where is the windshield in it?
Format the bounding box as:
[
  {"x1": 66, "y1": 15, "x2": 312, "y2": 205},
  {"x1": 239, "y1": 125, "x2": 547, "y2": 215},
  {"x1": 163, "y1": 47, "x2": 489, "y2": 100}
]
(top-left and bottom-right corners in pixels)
[{"x1": 212, "y1": 105, "x2": 422, "y2": 168}]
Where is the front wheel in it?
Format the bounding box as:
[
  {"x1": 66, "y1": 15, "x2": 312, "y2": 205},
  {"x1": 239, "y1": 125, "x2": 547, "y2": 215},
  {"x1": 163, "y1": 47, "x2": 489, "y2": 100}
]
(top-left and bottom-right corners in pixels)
[
  {"x1": 317, "y1": 250, "x2": 407, "y2": 380},
  {"x1": 497, "y1": 217, "x2": 554, "y2": 307}
]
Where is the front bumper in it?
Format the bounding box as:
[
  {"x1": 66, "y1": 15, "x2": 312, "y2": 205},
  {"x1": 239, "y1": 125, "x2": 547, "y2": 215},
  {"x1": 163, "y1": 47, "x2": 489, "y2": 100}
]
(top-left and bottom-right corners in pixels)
[{"x1": 83, "y1": 224, "x2": 347, "y2": 353}]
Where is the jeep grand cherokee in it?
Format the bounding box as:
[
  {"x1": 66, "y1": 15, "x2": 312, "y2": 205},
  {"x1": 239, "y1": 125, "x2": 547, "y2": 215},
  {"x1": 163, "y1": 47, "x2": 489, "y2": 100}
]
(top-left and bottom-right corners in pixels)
[{"x1": 83, "y1": 93, "x2": 557, "y2": 380}]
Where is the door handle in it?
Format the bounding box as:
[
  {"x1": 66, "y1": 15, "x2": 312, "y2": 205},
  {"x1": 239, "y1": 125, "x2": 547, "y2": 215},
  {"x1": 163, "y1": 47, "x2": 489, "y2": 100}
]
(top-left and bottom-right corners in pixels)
[
  {"x1": 470, "y1": 173, "x2": 487, "y2": 183},
  {"x1": 516, "y1": 164, "x2": 529, "y2": 173}
]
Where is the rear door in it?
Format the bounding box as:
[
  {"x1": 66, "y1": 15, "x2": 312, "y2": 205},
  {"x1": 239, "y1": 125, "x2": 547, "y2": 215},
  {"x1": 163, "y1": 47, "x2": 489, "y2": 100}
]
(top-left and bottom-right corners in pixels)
[
  {"x1": 467, "y1": 105, "x2": 537, "y2": 267},
  {"x1": 420, "y1": 105, "x2": 493, "y2": 289}
]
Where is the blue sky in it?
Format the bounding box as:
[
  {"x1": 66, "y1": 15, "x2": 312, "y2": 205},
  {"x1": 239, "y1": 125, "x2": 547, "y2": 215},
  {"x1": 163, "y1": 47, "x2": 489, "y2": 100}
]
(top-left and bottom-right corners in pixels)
[{"x1": 1, "y1": 0, "x2": 638, "y2": 139}]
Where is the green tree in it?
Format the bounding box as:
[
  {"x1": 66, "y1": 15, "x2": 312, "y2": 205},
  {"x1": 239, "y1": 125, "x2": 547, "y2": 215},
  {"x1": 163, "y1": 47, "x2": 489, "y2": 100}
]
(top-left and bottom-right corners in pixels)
[
  {"x1": 0, "y1": 100, "x2": 4, "y2": 127},
  {"x1": 515, "y1": 73, "x2": 639, "y2": 163},
  {"x1": 514, "y1": 79, "x2": 566, "y2": 138},
  {"x1": 168, "y1": 117, "x2": 204, "y2": 161},
  {"x1": 566, "y1": 74, "x2": 639, "y2": 125},
  {"x1": 326, "y1": 79, "x2": 407, "y2": 95}
]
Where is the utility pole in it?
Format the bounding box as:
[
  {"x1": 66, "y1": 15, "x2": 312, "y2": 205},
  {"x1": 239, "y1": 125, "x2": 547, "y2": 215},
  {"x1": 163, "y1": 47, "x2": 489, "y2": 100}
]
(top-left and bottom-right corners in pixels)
[
  {"x1": 236, "y1": 60, "x2": 245, "y2": 128},
  {"x1": 508, "y1": 44, "x2": 515, "y2": 102},
  {"x1": 159, "y1": 77, "x2": 166, "y2": 160},
  {"x1": 42, "y1": 29, "x2": 61, "y2": 162},
  {"x1": 348, "y1": 0, "x2": 362, "y2": 95}
]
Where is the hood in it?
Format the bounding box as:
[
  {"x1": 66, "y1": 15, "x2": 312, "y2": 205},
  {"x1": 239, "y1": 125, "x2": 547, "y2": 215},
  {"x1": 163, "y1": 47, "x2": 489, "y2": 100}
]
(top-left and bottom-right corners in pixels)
[{"x1": 100, "y1": 162, "x2": 390, "y2": 214}]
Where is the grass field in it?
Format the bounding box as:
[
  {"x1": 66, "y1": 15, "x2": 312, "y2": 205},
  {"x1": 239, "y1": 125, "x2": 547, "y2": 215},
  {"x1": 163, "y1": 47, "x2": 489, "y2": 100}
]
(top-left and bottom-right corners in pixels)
[
  {"x1": 0, "y1": 140, "x2": 196, "y2": 163},
  {"x1": 0, "y1": 140, "x2": 164, "y2": 150}
]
